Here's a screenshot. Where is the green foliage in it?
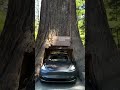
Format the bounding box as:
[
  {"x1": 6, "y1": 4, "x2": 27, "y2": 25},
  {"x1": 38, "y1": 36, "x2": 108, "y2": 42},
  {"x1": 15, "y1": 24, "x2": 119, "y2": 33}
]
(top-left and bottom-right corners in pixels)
[
  {"x1": 103, "y1": 0, "x2": 120, "y2": 47},
  {"x1": 76, "y1": 0, "x2": 85, "y2": 45},
  {"x1": 35, "y1": 20, "x2": 39, "y2": 40},
  {"x1": 0, "y1": 10, "x2": 6, "y2": 33}
]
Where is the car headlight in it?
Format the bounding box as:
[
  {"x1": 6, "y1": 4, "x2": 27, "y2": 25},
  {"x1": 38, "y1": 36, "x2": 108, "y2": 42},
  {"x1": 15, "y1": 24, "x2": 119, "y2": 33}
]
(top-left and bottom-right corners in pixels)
[
  {"x1": 41, "y1": 65, "x2": 47, "y2": 70},
  {"x1": 69, "y1": 65, "x2": 75, "y2": 71}
]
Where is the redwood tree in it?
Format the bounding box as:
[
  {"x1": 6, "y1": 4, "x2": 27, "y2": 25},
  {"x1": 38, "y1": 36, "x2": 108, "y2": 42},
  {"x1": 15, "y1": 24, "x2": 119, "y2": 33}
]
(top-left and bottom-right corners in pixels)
[
  {"x1": 35, "y1": 0, "x2": 85, "y2": 82},
  {"x1": 0, "y1": 0, "x2": 34, "y2": 89},
  {"x1": 86, "y1": 0, "x2": 120, "y2": 89}
]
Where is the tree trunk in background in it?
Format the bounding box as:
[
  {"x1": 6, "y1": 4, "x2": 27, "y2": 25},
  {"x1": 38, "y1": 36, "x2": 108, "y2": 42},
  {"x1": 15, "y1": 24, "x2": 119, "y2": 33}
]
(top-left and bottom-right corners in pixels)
[
  {"x1": 0, "y1": 0, "x2": 34, "y2": 89},
  {"x1": 35, "y1": 0, "x2": 85, "y2": 81},
  {"x1": 0, "y1": 0, "x2": 8, "y2": 12},
  {"x1": 86, "y1": 0, "x2": 120, "y2": 89}
]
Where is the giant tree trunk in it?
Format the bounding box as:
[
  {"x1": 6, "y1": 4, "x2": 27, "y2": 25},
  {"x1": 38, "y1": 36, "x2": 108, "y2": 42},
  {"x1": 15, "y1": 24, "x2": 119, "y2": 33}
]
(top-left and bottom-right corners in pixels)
[
  {"x1": 35, "y1": 0, "x2": 85, "y2": 81},
  {"x1": 0, "y1": 0, "x2": 34, "y2": 89},
  {"x1": 86, "y1": 0, "x2": 120, "y2": 89}
]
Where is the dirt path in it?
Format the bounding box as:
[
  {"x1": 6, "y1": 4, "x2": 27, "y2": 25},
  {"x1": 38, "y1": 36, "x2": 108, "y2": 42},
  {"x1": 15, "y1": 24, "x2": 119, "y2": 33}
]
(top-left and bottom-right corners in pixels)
[{"x1": 35, "y1": 78, "x2": 85, "y2": 90}]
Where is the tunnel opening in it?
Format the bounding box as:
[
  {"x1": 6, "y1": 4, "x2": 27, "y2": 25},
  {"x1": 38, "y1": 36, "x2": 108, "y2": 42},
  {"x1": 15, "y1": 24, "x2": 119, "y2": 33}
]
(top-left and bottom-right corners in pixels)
[{"x1": 18, "y1": 49, "x2": 35, "y2": 90}]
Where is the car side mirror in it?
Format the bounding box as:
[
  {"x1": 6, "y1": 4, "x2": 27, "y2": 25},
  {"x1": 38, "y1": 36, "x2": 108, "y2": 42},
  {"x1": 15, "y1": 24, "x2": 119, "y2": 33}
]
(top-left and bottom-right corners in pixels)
[
  {"x1": 43, "y1": 59, "x2": 47, "y2": 63},
  {"x1": 73, "y1": 61, "x2": 76, "y2": 65}
]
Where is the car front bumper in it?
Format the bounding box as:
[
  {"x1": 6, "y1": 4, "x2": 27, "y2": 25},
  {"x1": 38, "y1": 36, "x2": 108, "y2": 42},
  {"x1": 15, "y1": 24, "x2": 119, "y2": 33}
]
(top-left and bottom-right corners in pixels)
[{"x1": 39, "y1": 75, "x2": 77, "y2": 83}]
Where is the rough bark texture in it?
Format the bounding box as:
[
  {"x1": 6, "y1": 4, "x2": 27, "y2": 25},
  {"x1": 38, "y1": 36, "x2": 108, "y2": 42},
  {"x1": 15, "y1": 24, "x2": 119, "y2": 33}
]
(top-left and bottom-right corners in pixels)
[
  {"x1": 35, "y1": 0, "x2": 85, "y2": 82},
  {"x1": 86, "y1": 0, "x2": 120, "y2": 89},
  {"x1": 0, "y1": 0, "x2": 34, "y2": 89}
]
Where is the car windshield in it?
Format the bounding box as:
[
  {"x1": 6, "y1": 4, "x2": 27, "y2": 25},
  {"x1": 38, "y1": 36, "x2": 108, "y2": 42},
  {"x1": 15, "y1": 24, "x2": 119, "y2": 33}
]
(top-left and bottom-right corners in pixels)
[{"x1": 48, "y1": 54, "x2": 69, "y2": 62}]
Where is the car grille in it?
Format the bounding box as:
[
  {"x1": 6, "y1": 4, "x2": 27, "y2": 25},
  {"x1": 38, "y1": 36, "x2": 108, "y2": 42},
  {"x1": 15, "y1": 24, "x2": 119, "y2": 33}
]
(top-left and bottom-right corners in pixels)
[
  {"x1": 41, "y1": 75, "x2": 75, "y2": 81},
  {"x1": 46, "y1": 72, "x2": 75, "y2": 76}
]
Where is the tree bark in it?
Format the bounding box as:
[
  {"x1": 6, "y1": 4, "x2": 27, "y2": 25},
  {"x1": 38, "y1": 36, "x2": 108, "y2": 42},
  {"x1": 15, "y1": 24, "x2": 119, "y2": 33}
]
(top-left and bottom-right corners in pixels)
[
  {"x1": 35, "y1": 0, "x2": 85, "y2": 81},
  {"x1": 86, "y1": 0, "x2": 120, "y2": 89},
  {"x1": 0, "y1": 0, "x2": 34, "y2": 89}
]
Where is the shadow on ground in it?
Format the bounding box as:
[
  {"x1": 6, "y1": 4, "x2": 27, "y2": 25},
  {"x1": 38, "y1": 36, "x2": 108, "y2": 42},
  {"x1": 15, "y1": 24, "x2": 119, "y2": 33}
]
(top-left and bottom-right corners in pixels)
[{"x1": 35, "y1": 78, "x2": 85, "y2": 90}]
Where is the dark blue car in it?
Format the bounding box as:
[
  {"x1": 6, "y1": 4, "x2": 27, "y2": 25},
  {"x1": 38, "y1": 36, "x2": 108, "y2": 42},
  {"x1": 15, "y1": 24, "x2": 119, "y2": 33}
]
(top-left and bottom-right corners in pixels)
[{"x1": 39, "y1": 53, "x2": 77, "y2": 83}]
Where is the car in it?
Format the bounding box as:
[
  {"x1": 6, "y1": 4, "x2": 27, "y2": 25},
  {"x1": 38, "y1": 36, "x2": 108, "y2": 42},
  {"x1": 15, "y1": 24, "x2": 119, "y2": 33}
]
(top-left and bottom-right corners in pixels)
[{"x1": 39, "y1": 52, "x2": 77, "y2": 83}]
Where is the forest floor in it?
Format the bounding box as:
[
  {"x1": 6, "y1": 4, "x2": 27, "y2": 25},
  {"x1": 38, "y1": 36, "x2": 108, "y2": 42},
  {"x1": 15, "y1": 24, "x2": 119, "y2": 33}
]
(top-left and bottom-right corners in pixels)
[{"x1": 35, "y1": 78, "x2": 85, "y2": 90}]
